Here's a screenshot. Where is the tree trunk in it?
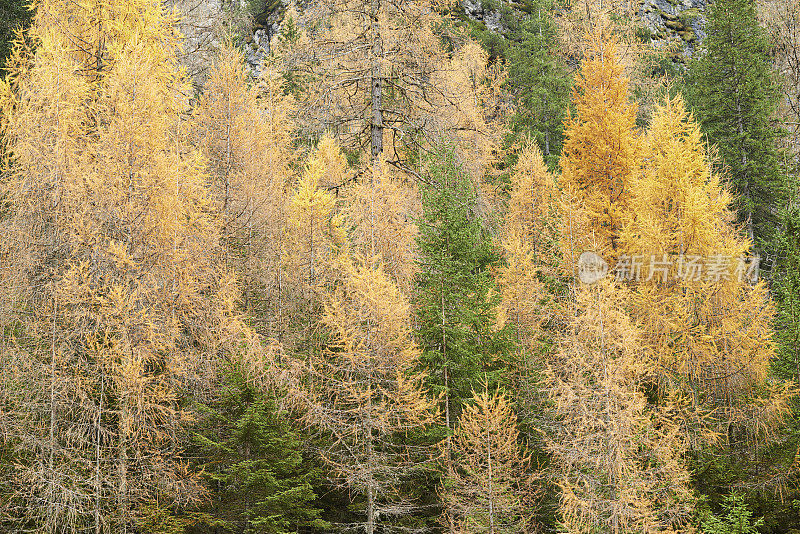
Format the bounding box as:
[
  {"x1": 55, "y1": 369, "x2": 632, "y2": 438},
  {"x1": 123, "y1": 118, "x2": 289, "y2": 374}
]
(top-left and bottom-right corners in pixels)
[{"x1": 370, "y1": 0, "x2": 383, "y2": 175}]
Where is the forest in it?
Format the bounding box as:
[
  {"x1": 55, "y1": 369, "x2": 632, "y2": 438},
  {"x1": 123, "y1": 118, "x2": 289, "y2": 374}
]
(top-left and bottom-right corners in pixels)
[{"x1": 0, "y1": 0, "x2": 799, "y2": 532}]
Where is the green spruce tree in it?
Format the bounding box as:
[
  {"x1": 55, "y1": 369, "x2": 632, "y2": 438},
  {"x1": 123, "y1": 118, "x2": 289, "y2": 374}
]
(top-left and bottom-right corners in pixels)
[
  {"x1": 0, "y1": 0, "x2": 32, "y2": 73},
  {"x1": 505, "y1": 1, "x2": 571, "y2": 166},
  {"x1": 683, "y1": 0, "x2": 787, "y2": 256},
  {"x1": 189, "y1": 362, "x2": 326, "y2": 534},
  {"x1": 414, "y1": 143, "x2": 510, "y2": 455}
]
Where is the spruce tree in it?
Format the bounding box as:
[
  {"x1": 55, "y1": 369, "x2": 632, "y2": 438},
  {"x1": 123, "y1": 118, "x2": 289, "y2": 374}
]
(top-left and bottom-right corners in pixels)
[
  {"x1": 683, "y1": 0, "x2": 787, "y2": 255},
  {"x1": 414, "y1": 143, "x2": 509, "y2": 457},
  {"x1": 0, "y1": 0, "x2": 31, "y2": 73},
  {"x1": 190, "y1": 363, "x2": 326, "y2": 534},
  {"x1": 505, "y1": 1, "x2": 571, "y2": 166}
]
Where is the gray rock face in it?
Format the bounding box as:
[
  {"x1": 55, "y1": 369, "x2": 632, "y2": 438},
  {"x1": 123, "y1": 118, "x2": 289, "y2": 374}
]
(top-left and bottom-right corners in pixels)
[
  {"x1": 461, "y1": 0, "x2": 504, "y2": 32},
  {"x1": 639, "y1": 0, "x2": 708, "y2": 57}
]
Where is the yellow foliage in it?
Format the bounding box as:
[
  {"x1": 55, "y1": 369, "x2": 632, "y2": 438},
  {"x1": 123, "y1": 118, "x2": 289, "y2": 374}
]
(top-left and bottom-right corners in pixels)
[
  {"x1": 0, "y1": 0, "x2": 262, "y2": 530},
  {"x1": 444, "y1": 387, "x2": 535, "y2": 533},
  {"x1": 193, "y1": 43, "x2": 296, "y2": 333},
  {"x1": 620, "y1": 96, "x2": 792, "y2": 441},
  {"x1": 547, "y1": 280, "x2": 695, "y2": 534},
  {"x1": 559, "y1": 28, "x2": 640, "y2": 272},
  {"x1": 284, "y1": 135, "x2": 347, "y2": 299},
  {"x1": 497, "y1": 142, "x2": 561, "y2": 351},
  {"x1": 300, "y1": 254, "x2": 436, "y2": 530},
  {"x1": 342, "y1": 163, "x2": 420, "y2": 293}
]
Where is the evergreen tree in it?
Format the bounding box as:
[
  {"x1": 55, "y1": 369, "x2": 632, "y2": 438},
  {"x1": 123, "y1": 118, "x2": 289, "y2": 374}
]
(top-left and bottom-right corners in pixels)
[
  {"x1": 189, "y1": 363, "x2": 325, "y2": 534},
  {"x1": 683, "y1": 0, "x2": 787, "y2": 254},
  {"x1": 505, "y1": 2, "x2": 571, "y2": 166},
  {"x1": 774, "y1": 201, "x2": 800, "y2": 385},
  {"x1": 414, "y1": 143, "x2": 510, "y2": 460}
]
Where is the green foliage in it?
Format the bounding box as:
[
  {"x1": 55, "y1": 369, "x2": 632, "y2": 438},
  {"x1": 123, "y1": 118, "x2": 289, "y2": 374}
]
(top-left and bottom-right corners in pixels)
[
  {"x1": 414, "y1": 143, "x2": 510, "y2": 423},
  {"x1": 774, "y1": 201, "x2": 800, "y2": 384},
  {"x1": 683, "y1": 0, "x2": 787, "y2": 255},
  {"x1": 0, "y1": 0, "x2": 31, "y2": 73},
  {"x1": 505, "y1": 4, "x2": 571, "y2": 168},
  {"x1": 700, "y1": 493, "x2": 764, "y2": 534},
  {"x1": 189, "y1": 363, "x2": 326, "y2": 534}
]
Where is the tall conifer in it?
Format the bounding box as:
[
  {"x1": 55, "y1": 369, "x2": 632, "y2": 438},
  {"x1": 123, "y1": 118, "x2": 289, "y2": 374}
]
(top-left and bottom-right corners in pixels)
[
  {"x1": 414, "y1": 144, "x2": 509, "y2": 458},
  {"x1": 684, "y1": 0, "x2": 787, "y2": 253}
]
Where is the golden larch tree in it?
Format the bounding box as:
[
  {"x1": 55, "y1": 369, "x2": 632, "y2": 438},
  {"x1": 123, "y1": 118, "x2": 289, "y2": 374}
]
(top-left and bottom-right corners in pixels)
[
  {"x1": 498, "y1": 141, "x2": 561, "y2": 347},
  {"x1": 547, "y1": 280, "x2": 695, "y2": 534},
  {"x1": 443, "y1": 387, "x2": 535, "y2": 534},
  {"x1": 284, "y1": 135, "x2": 347, "y2": 302},
  {"x1": 0, "y1": 0, "x2": 255, "y2": 531},
  {"x1": 193, "y1": 42, "x2": 296, "y2": 335},
  {"x1": 559, "y1": 28, "x2": 640, "y2": 272},
  {"x1": 300, "y1": 254, "x2": 436, "y2": 534},
  {"x1": 280, "y1": 0, "x2": 504, "y2": 180},
  {"x1": 496, "y1": 142, "x2": 562, "y2": 423},
  {"x1": 619, "y1": 95, "x2": 791, "y2": 449},
  {"x1": 341, "y1": 162, "x2": 420, "y2": 293}
]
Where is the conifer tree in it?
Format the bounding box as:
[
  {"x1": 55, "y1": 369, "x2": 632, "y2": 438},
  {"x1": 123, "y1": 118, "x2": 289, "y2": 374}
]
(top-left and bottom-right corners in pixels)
[
  {"x1": 194, "y1": 42, "x2": 295, "y2": 335},
  {"x1": 280, "y1": 0, "x2": 503, "y2": 178},
  {"x1": 0, "y1": 0, "x2": 256, "y2": 530},
  {"x1": 558, "y1": 28, "x2": 640, "y2": 272},
  {"x1": 443, "y1": 387, "x2": 535, "y2": 534},
  {"x1": 547, "y1": 280, "x2": 694, "y2": 534},
  {"x1": 620, "y1": 96, "x2": 790, "y2": 445},
  {"x1": 505, "y1": 3, "x2": 571, "y2": 165},
  {"x1": 190, "y1": 361, "x2": 325, "y2": 534},
  {"x1": 496, "y1": 142, "x2": 562, "y2": 425},
  {"x1": 0, "y1": 0, "x2": 31, "y2": 73},
  {"x1": 301, "y1": 254, "x2": 435, "y2": 534},
  {"x1": 341, "y1": 163, "x2": 420, "y2": 293},
  {"x1": 774, "y1": 202, "x2": 800, "y2": 388},
  {"x1": 684, "y1": 0, "x2": 787, "y2": 251},
  {"x1": 283, "y1": 136, "x2": 347, "y2": 309},
  {"x1": 414, "y1": 143, "x2": 509, "y2": 458}
]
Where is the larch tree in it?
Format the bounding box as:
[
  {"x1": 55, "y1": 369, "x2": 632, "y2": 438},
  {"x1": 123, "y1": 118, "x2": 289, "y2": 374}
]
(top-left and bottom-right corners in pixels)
[
  {"x1": 300, "y1": 254, "x2": 436, "y2": 534},
  {"x1": 279, "y1": 0, "x2": 504, "y2": 179},
  {"x1": 341, "y1": 163, "x2": 420, "y2": 294},
  {"x1": 193, "y1": 42, "x2": 295, "y2": 336},
  {"x1": 283, "y1": 136, "x2": 347, "y2": 331},
  {"x1": 547, "y1": 280, "x2": 695, "y2": 534},
  {"x1": 443, "y1": 387, "x2": 535, "y2": 534},
  {"x1": 558, "y1": 28, "x2": 640, "y2": 274},
  {"x1": 0, "y1": 0, "x2": 255, "y2": 531},
  {"x1": 619, "y1": 96, "x2": 791, "y2": 449},
  {"x1": 496, "y1": 142, "x2": 562, "y2": 424}
]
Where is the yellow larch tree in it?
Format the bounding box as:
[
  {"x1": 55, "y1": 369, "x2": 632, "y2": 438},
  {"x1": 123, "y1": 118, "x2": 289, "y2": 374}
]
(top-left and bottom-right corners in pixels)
[
  {"x1": 547, "y1": 280, "x2": 695, "y2": 534},
  {"x1": 284, "y1": 135, "x2": 347, "y2": 302},
  {"x1": 193, "y1": 42, "x2": 296, "y2": 335},
  {"x1": 496, "y1": 142, "x2": 562, "y2": 422},
  {"x1": 300, "y1": 254, "x2": 436, "y2": 534},
  {"x1": 498, "y1": 141, "x2": 561, "y2": 345},
  {"x1": 0, "y1": 0, "x2": 255, "y2": 531},
  {"x1": 281, "y1": 0, "x2": 504, "y2": 180},
  {"x1": 443, "y1": 387, "x2": 535, "y2": 534},
  {"x1": 341, "y1": 162, "x2": 420, "y2": 294},
  {"x1": 619, "y1": 95, "x2": 791, "y2": 449},
  {"x1": 559, "y1": 28, "x2": 640, "y2": 274}
]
